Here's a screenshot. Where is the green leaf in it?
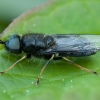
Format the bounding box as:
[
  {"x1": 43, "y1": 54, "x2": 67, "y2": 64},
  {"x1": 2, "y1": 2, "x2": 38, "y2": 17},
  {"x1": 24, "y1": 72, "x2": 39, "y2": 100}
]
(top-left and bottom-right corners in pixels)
[{"x1": 0, "y1": 0, "x2": 100, "y2": 100}]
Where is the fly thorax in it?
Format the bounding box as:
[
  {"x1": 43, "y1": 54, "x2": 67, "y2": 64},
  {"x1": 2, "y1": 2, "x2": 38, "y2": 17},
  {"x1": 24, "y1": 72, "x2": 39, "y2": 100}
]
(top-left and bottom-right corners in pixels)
[{"x1": 43, "y1": 35, "x2": 55, "y2": 48}]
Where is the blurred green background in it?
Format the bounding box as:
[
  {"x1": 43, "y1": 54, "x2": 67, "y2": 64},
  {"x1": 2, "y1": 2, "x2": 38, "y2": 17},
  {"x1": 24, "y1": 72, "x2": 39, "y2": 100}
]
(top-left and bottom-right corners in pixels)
[
  {"x1": 0, "y1": 0, "x2": 100, "y2": 100},
  {"x1": 0, "y1": 0, "x2": 50, "y2": 33}
]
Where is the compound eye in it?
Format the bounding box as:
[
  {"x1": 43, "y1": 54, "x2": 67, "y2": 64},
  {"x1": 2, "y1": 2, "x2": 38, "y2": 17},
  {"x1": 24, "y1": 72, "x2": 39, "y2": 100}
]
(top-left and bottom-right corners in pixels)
[{"x1": 5, "y1": 35, "x2": 22, "y2": 54}]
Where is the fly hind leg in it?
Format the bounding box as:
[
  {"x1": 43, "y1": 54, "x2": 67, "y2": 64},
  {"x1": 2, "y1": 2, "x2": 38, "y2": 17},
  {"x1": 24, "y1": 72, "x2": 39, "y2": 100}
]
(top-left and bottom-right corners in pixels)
[{"x1": 62, "y1": 57, "x2": 97, "y2": 75}]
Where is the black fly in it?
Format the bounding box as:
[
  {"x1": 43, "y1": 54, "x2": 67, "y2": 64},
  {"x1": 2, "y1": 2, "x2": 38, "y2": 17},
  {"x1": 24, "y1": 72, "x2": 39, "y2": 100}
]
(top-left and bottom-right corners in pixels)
[{"x1": 0, "y1": 34, "x2": 99, "y2": 85}]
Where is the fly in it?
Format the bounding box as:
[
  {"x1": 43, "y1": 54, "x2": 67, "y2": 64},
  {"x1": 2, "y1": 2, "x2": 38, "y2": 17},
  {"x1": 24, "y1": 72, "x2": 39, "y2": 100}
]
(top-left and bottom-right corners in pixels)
[{"x1": 0, "y1": 34, "x2": 99, "y2": 85}]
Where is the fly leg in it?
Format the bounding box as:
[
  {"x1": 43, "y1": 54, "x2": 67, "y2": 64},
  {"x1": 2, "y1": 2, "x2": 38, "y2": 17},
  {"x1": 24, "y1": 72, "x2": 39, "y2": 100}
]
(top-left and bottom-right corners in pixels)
[
  {"x1": 36, "y1": 54, "x2": 55, "y2": 86},
  {"x1": 62, "y1": 57, "x2": 97, "y2": 75},
  {"x1": 0, "y1": 55, "x2": 28, "y2": 75}
]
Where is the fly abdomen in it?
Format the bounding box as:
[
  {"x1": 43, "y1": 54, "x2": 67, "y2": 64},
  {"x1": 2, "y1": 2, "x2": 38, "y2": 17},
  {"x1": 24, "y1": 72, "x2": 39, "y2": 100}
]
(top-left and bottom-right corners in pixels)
[{"x1": 59, "y1": 50, "x2": 97, "y2": 57}]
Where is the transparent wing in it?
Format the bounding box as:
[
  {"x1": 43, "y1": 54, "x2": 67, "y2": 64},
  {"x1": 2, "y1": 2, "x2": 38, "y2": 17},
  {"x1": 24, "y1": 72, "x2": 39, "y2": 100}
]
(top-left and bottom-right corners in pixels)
[{"x1": 43, "y1": 34, "x2": 100, "y2": 55}]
